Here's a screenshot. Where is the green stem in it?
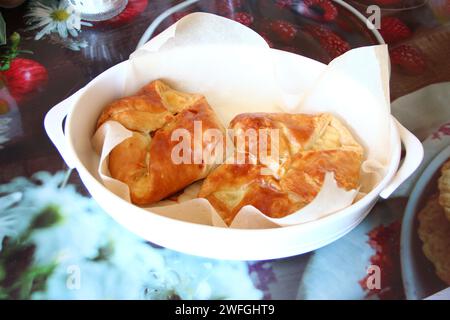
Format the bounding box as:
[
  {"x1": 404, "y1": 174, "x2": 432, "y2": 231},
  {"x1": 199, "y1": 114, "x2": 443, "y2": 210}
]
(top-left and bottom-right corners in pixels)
[
  {"x1": 0, "y1": 32, "x2": 33, "y2": 72},
  {"x1": 9, "y1": 32, "x2": 20, "y2": 53},
  {"x1": 0, "y1": 61, "x2": 10, "y2": 71}
]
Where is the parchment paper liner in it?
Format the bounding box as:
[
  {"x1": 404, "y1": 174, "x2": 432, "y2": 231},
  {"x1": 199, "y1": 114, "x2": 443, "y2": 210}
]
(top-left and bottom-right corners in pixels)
[{"x1": 91, "y1": 13, "x2": 391, "y2": 229}]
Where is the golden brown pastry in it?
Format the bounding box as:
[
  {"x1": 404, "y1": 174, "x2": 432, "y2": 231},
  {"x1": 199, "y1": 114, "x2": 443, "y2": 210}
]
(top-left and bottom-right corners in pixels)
[
  {"x1": 97, "y1": 80, "x2": 225, "y2": 205},
  {"x1": 199, "y1": 113, "x2": 364, "y2": 225},
  {"x1": 418, "y1": 195, "x2": 450, "y2": 285},
  {"x1": 438, "y1": 159, "x2": 450, "y2": 221}
]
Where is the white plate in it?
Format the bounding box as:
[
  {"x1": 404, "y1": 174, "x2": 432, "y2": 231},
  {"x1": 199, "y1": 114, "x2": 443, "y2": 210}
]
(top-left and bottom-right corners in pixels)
[{"x1": 401, "y1": 145, "x2": 450, "y2": 299}]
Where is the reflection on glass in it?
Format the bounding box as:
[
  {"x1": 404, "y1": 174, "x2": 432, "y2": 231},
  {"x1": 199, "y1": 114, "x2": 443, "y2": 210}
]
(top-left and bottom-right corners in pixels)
[{"x1": 65, "y1": 0, "x2": 128, "y2": 21}]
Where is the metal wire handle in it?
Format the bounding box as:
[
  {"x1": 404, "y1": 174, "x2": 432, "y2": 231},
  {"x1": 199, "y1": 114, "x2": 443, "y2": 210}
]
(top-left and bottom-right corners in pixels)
[{"x1": 136, "y1": 0, "x2": 201, "y2": 50}]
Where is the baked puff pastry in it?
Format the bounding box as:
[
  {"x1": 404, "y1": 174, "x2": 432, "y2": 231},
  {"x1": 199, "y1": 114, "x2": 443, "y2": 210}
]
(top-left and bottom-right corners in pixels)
[
  {"x1": 97, "y1": 80, "x2": 225, "y2": 205},
  {"x1": 199, "y1": 113, "x2": 364, "y2": 225}
]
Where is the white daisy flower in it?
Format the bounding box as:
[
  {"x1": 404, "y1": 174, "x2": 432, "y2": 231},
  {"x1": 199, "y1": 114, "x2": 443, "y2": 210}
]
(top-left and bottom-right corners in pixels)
[
  {"x1": 0, "y1": 192, "x2": 32, "y2": 251},
  {"x1": 25, "y1": 0, "x2": 92, "y2": 41}
]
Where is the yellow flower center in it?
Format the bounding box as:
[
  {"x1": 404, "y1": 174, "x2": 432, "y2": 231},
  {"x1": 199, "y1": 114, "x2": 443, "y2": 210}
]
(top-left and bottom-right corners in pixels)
[{"x1": 51, "y1": 9, "x2": 70, "y2": 22}]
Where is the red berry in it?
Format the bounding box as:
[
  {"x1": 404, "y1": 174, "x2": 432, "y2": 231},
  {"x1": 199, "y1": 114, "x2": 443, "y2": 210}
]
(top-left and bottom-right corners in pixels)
[
  {"x1": 102, "y1": 0, "x2": 148, "y2": 26},
  {"x1": 231, "y1": 12, "x2": 254, "y2": 27},
  {"x1": 379, "y1": 17, "x2": 412, "y2": 44},
  {"x1": 1, "y1": 58, "x2": 48, "y2": 102},
  {"x1": 269, "y1": 20, "x2": 298, "y2": 44},
  {"x1": 303, "y1": 0, "x2": 338, "y2": 22},
  {"x1": 389, "y1": 44, "x2": 426, "y2": 75},
  {"x1": 305, "y1": 25, "x2": 351, "y2": 60},
  {"x1": 275, "y1": 0, "x2": 294, "y2": 8}
]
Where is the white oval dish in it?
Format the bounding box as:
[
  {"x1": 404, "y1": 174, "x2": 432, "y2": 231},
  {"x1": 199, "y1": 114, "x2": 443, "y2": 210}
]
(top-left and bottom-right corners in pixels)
[{"x1": 45, "y1": 50, "x2": 423, "y2": 261}]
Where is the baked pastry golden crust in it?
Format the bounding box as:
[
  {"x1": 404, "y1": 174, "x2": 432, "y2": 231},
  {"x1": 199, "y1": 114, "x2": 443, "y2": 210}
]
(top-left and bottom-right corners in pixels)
[
  {"x1": 97, "y1": 80, "x2": 225, "y2": 205},
  {"x1": 438, "y1": 159, "x2": 450, "y2": 221},
  {"x1": 199, "y1": 113, "x2": 364, "y2": 225},
  {"x1": 418, "y1": 195, "x2": 450, "y2": 285}
]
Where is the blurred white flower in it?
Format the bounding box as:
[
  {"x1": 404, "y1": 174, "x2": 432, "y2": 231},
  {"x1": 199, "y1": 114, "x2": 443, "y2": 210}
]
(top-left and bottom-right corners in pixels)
[
  {"x1": 25, "y1": 0, "x2": 92, "y2": 40},
  {"x1": 0, "y1": 171, "x2": 262, "y2": 300},
  {"x1": 0, "y1": 192, "x2": 25, "y2": 250},
  {"x1": 158, "y1": 251, "x2": 263, "y2": 300},
  {"x1": 0, "y1": 117, "x2": 12, "y2": 148}
]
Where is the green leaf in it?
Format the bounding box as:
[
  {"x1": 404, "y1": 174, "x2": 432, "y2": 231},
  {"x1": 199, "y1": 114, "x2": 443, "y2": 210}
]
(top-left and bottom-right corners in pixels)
[
  {"x1": 0, "y1": 264, "x2": 5, "y2": 282},
  {"x1": 0, "y1": 287, "x2": 8, "y2": 300},
  {"x1": 0, "y1": 237, "x2": 57, "y2": 299},
  {"x1": 0, "y1": 13, "x2": 5, "y2": 46},
  {"x1": 18, "y1": 263, "x2": 57, "y2": 299}
]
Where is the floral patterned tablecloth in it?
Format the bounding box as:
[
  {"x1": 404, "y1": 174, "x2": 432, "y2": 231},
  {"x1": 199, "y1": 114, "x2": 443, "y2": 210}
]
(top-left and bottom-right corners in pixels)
[{"x1": 0, "y1": 0, "x2": 450, "y2": 300}]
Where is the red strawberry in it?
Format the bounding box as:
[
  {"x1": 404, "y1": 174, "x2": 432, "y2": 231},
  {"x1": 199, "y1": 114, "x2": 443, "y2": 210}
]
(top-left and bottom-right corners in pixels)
[
  {"x1": 379, "y1": 17, "x2": 412, "y2": 44},
  {"x1": 389, "y1": 44, "x2": 426, "y2": 75},
  {"x1": 231, "y1": 12, "x2": 254, "y2": 27},
  {"x1": 275, "y1": 0, "x2": 294, "y2": 8},
  {"x1": 102, "y1": 0, "x2": 148, "y2": 26},
  {"x1": 1, "y1": 58, "x2": 48, "y2": 102},
  {"x1": 269, "y1": 20, "x2": 298, "y2": 44},
  {"x1": 305, "y1": 25, "x2": 351, "y2": 60},
  {"x1": 303, "y1": 0, "x2": 338, "y2": 22}
]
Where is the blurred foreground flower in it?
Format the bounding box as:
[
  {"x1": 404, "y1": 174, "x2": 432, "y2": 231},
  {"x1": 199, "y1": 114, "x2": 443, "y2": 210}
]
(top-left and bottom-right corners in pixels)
[
  {"x1": 0, "y1": 117, "x2": 12, "y2": 148},
  {"x1": 0, "y1": 171, "x2": 262, "y2": 300}
]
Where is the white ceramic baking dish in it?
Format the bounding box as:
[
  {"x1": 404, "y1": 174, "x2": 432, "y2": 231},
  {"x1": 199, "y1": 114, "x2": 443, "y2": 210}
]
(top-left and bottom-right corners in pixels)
[{"x1": 44, "y1": 50, "x2": 424, "y2": 261}]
